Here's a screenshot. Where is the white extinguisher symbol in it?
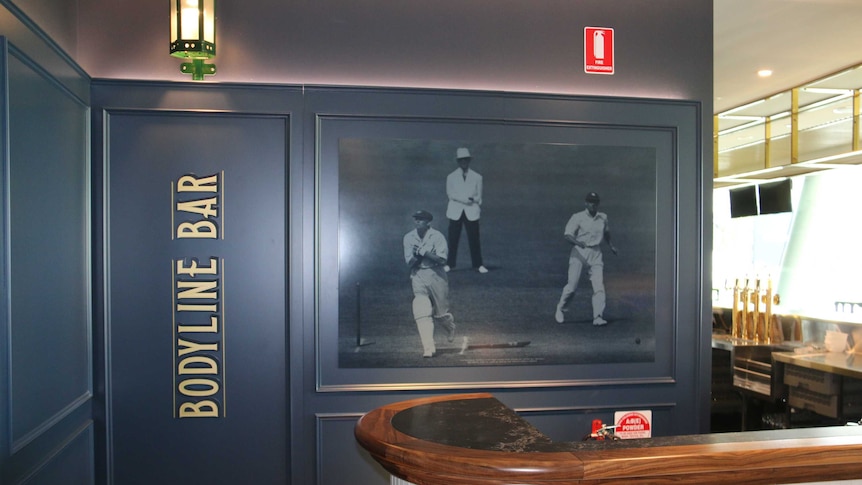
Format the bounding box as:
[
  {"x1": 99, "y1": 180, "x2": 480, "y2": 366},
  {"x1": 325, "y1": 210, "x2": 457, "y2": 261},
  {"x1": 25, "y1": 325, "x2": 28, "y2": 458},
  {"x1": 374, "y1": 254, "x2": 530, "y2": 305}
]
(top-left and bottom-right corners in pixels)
[{"x1": 593, "y1": 31, "x2": 605, "y2": 60}]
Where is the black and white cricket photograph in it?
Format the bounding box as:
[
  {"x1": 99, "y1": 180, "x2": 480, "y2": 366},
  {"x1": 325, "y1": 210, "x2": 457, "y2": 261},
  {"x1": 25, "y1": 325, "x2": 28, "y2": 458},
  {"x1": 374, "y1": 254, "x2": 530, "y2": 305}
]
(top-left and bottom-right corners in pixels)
[{"x1": 332, "y1": 137, "x2": 658, "y2": 370}]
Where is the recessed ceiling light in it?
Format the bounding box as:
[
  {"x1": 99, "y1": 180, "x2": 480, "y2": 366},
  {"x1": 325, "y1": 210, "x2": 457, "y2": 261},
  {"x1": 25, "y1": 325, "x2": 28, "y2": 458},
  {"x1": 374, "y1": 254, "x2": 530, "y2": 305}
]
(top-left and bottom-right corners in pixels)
[{"x1": 758, "y1": 69, "x2": 773, "y2": 78}]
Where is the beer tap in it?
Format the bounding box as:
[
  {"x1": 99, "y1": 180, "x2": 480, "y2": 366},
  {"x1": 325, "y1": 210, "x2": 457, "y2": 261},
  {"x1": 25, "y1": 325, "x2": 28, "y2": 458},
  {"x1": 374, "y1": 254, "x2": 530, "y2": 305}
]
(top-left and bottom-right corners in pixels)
[
  {"x1": 731, "y1": 278, "x2": 743, "y2": 339},
  {"x1": 739, "y1": 277, "x2": 754, "y2": 340},
  {"x1": 752, "y1": 277, "x2": 766, "y2": 342},
  {"x1": 761, "y1": 276, "x2": 781, "y2": 343}
]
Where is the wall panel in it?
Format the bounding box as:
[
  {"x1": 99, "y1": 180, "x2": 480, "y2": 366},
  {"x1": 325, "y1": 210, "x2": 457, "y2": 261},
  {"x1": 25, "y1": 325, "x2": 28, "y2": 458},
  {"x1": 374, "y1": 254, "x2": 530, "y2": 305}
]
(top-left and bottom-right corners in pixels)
[
  {"x1": 105, "y1": 112, "x2": 287, "y2": 484},
  {"x1": 297, "y1": 87, "x2": 706, "y2": 484},
  {"x1": 92, "y1": 82, "x2": 304, "y2": 485},
  {"x1": 316, "y1": 414, "x2": 389, "y2": 485},
  {"x1": 1, "y1": 28, "x2": 92, "y2": 484},
  {"x1": 20, "y1": 424, "x2": 93, "y2": 485},
  {"x1": 8, "y1": 52, "x2": 90, "y2": 451}
]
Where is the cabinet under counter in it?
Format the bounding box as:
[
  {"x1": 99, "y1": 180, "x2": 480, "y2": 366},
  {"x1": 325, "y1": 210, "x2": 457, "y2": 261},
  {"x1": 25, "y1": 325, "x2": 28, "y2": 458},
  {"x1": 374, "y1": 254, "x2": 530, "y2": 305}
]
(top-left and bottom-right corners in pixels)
[{"x1": 773, "y1": 351, "x2": 862, "y2": 422}]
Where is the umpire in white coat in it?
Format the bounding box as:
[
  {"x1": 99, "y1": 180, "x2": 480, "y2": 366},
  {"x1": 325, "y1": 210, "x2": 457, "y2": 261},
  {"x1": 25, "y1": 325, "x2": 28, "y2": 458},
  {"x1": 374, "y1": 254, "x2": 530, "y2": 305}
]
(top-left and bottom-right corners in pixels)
[{"x1": 445, "y1": 147, "x2": 488, "y2": 273}]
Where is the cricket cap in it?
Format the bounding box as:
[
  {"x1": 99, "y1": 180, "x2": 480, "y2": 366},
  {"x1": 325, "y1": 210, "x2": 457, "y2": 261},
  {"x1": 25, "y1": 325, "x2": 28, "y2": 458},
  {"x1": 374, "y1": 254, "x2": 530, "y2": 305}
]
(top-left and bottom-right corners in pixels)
[{"x1": 412, "y1": 210, "x2": 433, "y2": 221}]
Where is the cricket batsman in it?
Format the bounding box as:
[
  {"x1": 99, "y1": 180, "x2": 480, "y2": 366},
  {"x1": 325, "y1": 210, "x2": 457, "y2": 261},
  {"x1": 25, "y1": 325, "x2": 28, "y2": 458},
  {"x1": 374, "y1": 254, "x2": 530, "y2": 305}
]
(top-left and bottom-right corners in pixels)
[{"x1": 403, "y1": 210, "x2": 456, "y2": 357}]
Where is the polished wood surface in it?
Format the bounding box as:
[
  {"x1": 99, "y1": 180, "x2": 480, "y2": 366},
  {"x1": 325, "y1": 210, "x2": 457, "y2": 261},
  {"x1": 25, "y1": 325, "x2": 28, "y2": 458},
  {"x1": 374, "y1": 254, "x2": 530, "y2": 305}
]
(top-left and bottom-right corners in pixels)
[{"x1": 355, "y1": 393, "x2": 862, "y2": 484}]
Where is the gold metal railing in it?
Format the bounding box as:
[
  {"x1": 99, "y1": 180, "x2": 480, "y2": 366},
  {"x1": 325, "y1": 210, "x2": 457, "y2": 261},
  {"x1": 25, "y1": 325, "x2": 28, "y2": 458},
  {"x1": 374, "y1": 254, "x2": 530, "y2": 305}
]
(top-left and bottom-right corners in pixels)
[{"x1": 715, "y1": 63, "x2": 862, "y2": 187}]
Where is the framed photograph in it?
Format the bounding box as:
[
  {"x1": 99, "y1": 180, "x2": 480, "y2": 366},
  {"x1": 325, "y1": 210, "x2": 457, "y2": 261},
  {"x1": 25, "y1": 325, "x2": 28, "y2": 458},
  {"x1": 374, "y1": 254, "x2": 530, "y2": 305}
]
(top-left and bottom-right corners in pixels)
[{"x1": 315, "y1": 98, "x2": 692, "y2": 391}]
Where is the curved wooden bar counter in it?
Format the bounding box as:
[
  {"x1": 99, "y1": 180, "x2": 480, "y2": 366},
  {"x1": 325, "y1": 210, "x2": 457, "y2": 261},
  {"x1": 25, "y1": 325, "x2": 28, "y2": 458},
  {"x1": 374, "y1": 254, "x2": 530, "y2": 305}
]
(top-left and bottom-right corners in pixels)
[{"x1": 355, "y1": 393, "x2": 862, "y2": 484}]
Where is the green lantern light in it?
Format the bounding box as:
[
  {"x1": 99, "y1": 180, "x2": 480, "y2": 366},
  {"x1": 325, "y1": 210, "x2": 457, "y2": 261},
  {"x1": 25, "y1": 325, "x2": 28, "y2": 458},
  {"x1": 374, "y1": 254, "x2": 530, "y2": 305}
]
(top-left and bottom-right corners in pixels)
[{"x1": 170, "y1": 0, "x2": 216, "y2": 80}]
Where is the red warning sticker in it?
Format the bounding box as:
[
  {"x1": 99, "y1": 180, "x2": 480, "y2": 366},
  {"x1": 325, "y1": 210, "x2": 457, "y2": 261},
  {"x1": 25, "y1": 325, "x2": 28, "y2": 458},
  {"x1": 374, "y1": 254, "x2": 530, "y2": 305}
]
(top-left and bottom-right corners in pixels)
[{"x1": 614, "y1": 410, "x2": 652, "y2": 439}]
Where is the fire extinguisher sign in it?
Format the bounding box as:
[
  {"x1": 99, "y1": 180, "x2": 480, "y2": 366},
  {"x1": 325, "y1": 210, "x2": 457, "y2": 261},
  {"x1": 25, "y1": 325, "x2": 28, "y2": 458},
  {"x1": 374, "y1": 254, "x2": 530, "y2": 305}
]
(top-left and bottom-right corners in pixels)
[{"x1": 585, "y1": 27, "x2": 614, "y2": 74}]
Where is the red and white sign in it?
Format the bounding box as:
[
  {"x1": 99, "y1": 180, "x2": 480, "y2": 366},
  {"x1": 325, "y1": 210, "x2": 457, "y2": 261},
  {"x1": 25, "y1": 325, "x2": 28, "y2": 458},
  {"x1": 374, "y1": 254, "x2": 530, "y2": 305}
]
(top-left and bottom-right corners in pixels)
[
  {"x1": 585, "y1": 27, "x2": 614, "y2": 75},
  {"x1": 614, "y1": 410, "x2": 652, "y2": 439}
]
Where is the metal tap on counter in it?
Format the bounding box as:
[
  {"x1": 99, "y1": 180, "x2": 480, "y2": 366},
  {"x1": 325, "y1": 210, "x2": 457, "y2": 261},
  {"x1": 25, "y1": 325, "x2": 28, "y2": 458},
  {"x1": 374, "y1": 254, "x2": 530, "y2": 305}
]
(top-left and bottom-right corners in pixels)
[{"x1": 731, "y1": 276, "x2": 781, "y2": 344}]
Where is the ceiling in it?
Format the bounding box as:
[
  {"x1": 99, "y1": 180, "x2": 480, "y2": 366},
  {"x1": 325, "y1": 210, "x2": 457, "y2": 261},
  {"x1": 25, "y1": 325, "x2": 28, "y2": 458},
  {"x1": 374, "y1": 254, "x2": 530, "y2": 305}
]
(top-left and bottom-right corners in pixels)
[{"x1": 714, "y1": 0, "x2": 862, "y2": 114}]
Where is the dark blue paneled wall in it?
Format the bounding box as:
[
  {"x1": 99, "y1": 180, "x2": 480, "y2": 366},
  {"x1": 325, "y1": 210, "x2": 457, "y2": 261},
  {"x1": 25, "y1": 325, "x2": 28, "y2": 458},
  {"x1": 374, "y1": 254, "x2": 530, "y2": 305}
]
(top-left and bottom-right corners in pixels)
[
  {"x1": 0, "y1": 11, "x2": 93, "y2": 484},
  {"x1": 2, "y1": 1, "x2": 714, "y2": 484}
]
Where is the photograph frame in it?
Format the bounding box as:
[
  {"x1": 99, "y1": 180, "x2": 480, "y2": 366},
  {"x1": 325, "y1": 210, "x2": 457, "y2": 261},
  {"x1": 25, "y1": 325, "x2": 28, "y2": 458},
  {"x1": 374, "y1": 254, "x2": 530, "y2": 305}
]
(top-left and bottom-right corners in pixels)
[{"x1": 313, "y1": 94, "x2": 700, "y2": 392}]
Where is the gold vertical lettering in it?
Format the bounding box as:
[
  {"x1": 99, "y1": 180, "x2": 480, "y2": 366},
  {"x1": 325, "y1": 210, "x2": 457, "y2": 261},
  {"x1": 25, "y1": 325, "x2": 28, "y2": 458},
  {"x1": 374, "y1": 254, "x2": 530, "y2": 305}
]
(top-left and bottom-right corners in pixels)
[
  {"x1": 177, "y1": 304, "x2": 217, "y2": 312},
  {"x1": 178, "y1": 316, "x2": 219, "y2": 333},
  {"x1": 178, "y1": 356, "x2": 219, "y2": 375},
  {"x1": 176, "y1": 258, "x2": 218, "y2": 276},
  {"x1": 178, "y1": 378, "x2": 220, "y2": 396},
  {"x1": 177, "y1": 280, "x2": 218, "y2": 300},
  {"x1": 176, "y1": 220, "x2": 217, "y2": 238},
  {"x1": 177, "y1": 174, "x2": 219, "y2": 192},
  {"x1": 176, "y1": 197, "x2": 218, "y2": 218},
  {"x1": 177, "y1": 338, "x2": 219, "y2": 357},
  {"x1": 179, "y1": 401, "x2": 220, "y2": 418}
]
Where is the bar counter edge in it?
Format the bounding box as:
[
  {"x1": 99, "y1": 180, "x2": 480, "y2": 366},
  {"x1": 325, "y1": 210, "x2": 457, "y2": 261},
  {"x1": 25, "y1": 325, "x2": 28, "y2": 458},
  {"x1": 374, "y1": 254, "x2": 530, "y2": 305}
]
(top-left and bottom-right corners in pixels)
[{"x1": 355, "y1": 392, "x2": 862, "y2": 485}]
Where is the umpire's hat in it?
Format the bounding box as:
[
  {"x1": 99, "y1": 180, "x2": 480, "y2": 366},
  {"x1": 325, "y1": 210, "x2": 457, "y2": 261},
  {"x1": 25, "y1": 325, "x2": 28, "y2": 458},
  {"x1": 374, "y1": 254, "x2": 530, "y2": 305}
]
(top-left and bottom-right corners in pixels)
[
  {"x1": 585, "y1": 192, "x2": 600, "y2": 202},
  {"x1": 412, "y1": 210, "x2": 433, "y2": 221}
]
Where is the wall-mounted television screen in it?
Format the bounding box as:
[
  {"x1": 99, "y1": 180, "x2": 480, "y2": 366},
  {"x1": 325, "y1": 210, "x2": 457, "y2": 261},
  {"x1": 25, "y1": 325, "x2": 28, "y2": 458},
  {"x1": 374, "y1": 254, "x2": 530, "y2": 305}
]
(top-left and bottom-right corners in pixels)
[
  {"x1": 729, "y1": 185, "x2": 758, "y2": 218},
  {"x1": 758, "y1": 179, "x2": 792, "y2": 215}
]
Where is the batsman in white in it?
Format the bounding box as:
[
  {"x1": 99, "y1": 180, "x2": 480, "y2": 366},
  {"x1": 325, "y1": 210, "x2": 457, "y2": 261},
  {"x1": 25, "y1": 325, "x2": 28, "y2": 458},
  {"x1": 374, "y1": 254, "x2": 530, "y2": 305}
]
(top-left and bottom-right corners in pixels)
[
  {"x1": 555, "y1": 192, "x2": 618, "y2": 326},
  {"x1": 403, "y1": 210, "x2": 456, "y2": 357}
]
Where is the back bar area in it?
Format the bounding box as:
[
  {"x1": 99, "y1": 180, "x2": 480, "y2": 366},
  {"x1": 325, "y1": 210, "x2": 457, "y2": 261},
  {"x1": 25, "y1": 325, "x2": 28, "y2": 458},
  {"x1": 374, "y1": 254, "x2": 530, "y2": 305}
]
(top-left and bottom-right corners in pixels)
[{"x1": 711, "y1": 304, "x2": 862, "y2": 432}]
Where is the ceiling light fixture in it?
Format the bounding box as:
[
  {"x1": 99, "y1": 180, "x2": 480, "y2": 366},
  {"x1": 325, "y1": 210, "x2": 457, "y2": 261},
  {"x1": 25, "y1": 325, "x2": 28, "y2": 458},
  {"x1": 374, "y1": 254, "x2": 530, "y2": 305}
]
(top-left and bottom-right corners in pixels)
[
  {"x1": 170, "y1": 0, "x2": 216, "y2": 80},
  {"x1": 802, "y1": 88, "x2": 852, "y2": 94},
  {"x1": 757, "y1": 69, "x2": 773, "y2": 78},
  {"x1": 721, "y1": 98, "x2": 766, "y2": 116}
]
